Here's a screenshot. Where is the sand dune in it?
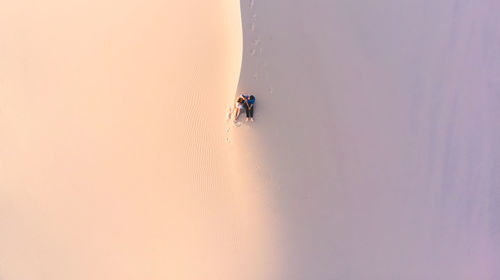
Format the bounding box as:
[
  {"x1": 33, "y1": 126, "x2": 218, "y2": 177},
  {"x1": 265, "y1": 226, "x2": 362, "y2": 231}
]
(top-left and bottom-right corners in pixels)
[
  {"x1": 236, "y1": 0, "x2": 500, "y2": 279},
  {"x1": 1, "y1": 1, "x2": 278, "y2": 279},
  {"x1": 2, "y1": 0, "x2": 500, "y2": 279}
]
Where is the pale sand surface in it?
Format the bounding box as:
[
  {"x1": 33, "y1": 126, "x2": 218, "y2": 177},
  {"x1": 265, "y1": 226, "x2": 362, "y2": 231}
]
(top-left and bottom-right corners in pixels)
[
  {"x1": 1, "y1": 1, "x2": 278, "y2": 279},
  {"x1": 2, "y1": 0, "x2": 500, "y2": 279},
  {"x1": 237, "y1": 0, "x2": 500, "y2": 279}
]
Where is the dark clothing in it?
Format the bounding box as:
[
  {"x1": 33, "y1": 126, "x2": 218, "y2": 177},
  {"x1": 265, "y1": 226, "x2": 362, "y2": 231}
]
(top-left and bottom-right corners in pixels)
[
  {"x1": 245, "y1": 103, "x2": 254, "y2": 118},
  {"x1": 242, "y1": 94, "x2": 255, "y2": 118}
]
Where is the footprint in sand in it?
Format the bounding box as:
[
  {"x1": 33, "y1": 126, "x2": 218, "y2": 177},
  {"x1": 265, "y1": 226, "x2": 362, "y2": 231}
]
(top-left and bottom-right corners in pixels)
[
  {"x1": 225, "y1": 122, "x2": 232, "y2": 143},
  {"x1": 226, "y1": 107, "x2": 233, "y2": 121}
]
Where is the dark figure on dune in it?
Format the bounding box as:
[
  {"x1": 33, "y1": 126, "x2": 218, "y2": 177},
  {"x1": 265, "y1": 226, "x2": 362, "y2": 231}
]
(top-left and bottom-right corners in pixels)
[{"x1": 244, "y1": 95, "x2": 255, "y2": 122}]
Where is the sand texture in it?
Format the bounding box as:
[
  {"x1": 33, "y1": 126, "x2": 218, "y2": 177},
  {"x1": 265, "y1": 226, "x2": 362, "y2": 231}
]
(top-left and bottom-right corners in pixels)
[
  {"x1": 236, "y1": 0, "x2": 500, "y2": 279},
  {"x1": 1, "y1": 1, "x2": 276, "y2": 279},
  {"x1": 1, "y1": 0, "x2": 500, "y2": 279}
]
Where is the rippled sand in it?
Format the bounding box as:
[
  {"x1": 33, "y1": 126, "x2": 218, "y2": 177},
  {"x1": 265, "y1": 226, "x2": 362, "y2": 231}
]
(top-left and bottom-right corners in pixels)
[
  {"x1": 0, "y1": 1, "x2": 278, "y2": 279},
  {"x1": 2, "y1": 0, "x2": 500, "y2": 279}
]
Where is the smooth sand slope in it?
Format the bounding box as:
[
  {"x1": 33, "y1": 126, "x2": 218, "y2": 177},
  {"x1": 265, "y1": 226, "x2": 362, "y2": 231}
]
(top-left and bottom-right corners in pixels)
[
  {"x1": 237, "y1": 0, "x2": 500, "y2": 279},
  {"x1": 1, "y1": 1, "x2": 278, "y2": 279}
]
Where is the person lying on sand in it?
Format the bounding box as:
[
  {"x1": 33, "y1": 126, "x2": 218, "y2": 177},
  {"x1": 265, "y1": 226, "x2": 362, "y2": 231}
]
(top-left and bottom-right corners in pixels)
[
  {"x1": 244, "y1": 95, "x2": 255, "y2": 122},
  {"x1": 231, "y1": 96, "x2": 246, "y2": 121}
]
